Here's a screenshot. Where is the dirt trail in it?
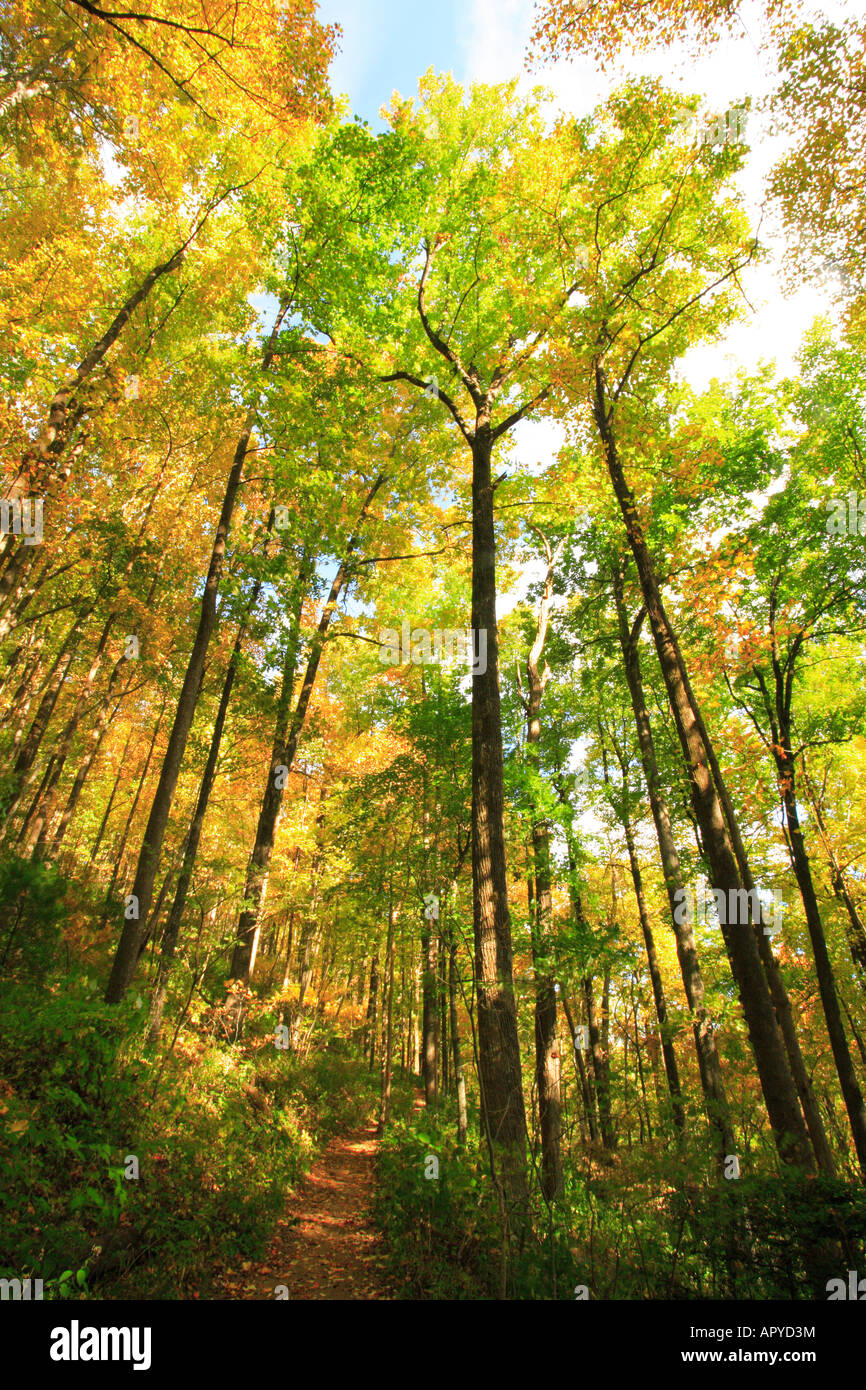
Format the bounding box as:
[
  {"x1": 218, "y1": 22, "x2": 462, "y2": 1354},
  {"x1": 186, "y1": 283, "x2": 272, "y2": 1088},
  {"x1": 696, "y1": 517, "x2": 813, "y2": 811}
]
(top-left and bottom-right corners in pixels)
[{"x1": 216, "y1": 1118, "x2": 394, "y2": 1300}]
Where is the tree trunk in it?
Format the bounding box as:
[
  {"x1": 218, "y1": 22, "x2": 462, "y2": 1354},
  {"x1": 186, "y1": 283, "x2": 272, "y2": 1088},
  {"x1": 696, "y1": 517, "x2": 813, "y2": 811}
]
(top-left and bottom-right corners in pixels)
[
  {"x1": 470, "y1": 423, "x2": 527, "y2": 1210},
  {"x1": 421, "y1": 912, "x2": 439, "y2": 1108},
  {"x1": 229, "y1": 476, "x2": 385, "y2": 987},
  {"x1": 99, "y1": 700, "x2": 166, "y2": 927},
  {"x1": 523, "y1": 530, "x2": 564, "y2": 1199},
  {"x1": 448, "y1": 928, "x2": 469, "y2": 1145},
  {"x1": 801, "y1": 757, "x2": 866, "y2": 981},
  {"x1": 377, "y1": 876, "x2": 397, "y2": 1135},
  {"x1": 48, "y1": 656, "x2": 133, "y2": 858},
  {"x1": 562, "y1": 990, "x2": 599, "y2": 1143},
  {"x1": 438, "y1": 927, "x2": 449, "y2": 1094},
  {"x1": 585, "y1": 973, "x2": 615, "y2": 1148},
  {"x1": 776, "y1": 746, "x2": 866, "y2": 1173},
  {"x1": 612, "y1": 563, "x2": 735, "y2": 1160},
  {"x1": 1, "y1": 615, "x2": 86, "y2": 830},
  {"x1": 20, "y1": 613, "x2": 117, "y2": 852},
  {"x1": 621, "y1": 809, "x2": 684, "y2": 1133},
  {"x1": 596, "y1": 370, "x2": 813, "y2": 1171},
  {"x1": 365, "y1": 954, "x2": 379, "y2": 1070},
  {"x1": 227, "y1": 554, "x2": 311, "y2": 984},
  {"x1": 707, "y1": 724, "x2": 836, "y2": 1174},
  {"x1": 88, "y1": 723, "x2": 135, "y2": 867},
  {"x1": 105, "y1": 303, "x2": 291, "y2": 1003},
  {"x1": 147, "y1": 593, "x2": 257, "y2": 1044}
]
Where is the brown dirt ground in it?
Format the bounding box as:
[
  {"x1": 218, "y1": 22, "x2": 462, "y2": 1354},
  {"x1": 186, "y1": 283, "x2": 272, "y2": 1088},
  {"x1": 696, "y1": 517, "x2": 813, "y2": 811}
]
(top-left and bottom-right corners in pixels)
[{"x1": 212, "y1": 1118, "x2": 394, "y2": 1301}]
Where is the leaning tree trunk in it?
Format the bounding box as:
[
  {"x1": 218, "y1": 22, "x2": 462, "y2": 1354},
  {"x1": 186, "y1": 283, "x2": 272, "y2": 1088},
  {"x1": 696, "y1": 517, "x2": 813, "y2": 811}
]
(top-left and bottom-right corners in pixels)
[
  {"x1": 228, "y1": 475, "x2": 385, "y2": 989},
  {"x1": 227, "y1": 552, "x2": 312, "y2": 985},
  {"x1": 611, "y1": 563, "x2": 735, "y2": 1162},
  {"x1": 595, "y1": 366, "x2": 813, "y2": 1172},
  {"x1": 48, "y1": 656, "x2": 134, "y2": 858},
  {"x1": 704, "y1": 719, "x2": 836, "y2": 1174},
  {"x1": 775, "y1": 742, "x2": 866, "y2": 1174},
  {"x1": 105, "y1": 301, "x2": 291, "y2": 1003},
  {"x1": 1, "y1": 610, "x2": 89, "y2": 832},
  {"x1": 147, "y1": 592, "x2": 259, "y2": 1044},
  {"x1": 801, "y1": 756, "x2": 866, "y2": 981},
  {"x1": 20, "y1": 613, "x2": 117, "y2": 852},
  {"x1": 622, "y1": 811, "x2": 685, "y2": 1135}
]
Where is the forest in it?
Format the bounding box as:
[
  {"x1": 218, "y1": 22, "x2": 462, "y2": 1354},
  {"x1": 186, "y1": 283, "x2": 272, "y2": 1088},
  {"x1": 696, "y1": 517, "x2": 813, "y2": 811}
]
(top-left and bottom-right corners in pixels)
[{"x1": 2, "y1": 0, "x2": 866, "y2": 1310}]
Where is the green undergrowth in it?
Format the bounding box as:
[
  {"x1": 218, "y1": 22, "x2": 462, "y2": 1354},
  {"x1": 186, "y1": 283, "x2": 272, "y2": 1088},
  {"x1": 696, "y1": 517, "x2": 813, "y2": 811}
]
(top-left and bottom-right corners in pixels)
[
  {"x1": 372, "y1": 1106, "x2": 866, "y2": 1299},
  {"x1": 0, "y1": 968, "x2": 380, "y2": 1300}
]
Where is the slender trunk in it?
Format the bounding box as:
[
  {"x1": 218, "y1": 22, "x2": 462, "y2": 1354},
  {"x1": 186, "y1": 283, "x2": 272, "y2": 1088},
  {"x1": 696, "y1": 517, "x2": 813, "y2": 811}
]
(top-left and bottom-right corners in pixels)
[
  {"x1": 601, "y1": 967, "x2": 614, "y2": 1142},
  {"x1": 50, "y1": 512, "x2": 170, "y2": 859},
  {"x1": 621, "y1": 812, "x2": 684, "y2": 1132},
  {"x1": 228, "y1": 553, "x2": 311, "y2": 983},
  {"x1": 470, "y1": 423, "x2": 527, "y2": 1210},
  {"x1": 562, "y1": 991, "x2": 599, "y2": 1143},
  {"x1": 421, "y1": 913, "x2": 439, "y2": 1108},
  {"x1": 105, "y1": 304, "x2": 291, "y2": 1003},
  {"x1": 438, "y1": 928, "x2": 449, "y2": 1094},
  {"x1": 294, "y1": 917, "x2": 317, "y2": 1040},
  {"x1": 611, "y1": 564, "x2": 734, "y2": 1160},
  {"x1": 88, "y1": 724, "x2": 135, "y2": 866},
  {"x1": 596, "y1": 372, "x2": 812, "y2": 1171},
  {"x1": 843, "y1": 997, "x2": 866, "y2": 1073},
  {"x1": 585, "y1": 973, "x2": 615, "y2": 1148},
  {"x1": 366, "y1": 954, "x2": 379, "y2": 1071},
  {"x1": 147, "y1": 591, "x2": 258, "y2": 1044},
  {"x1": 631, "y1": 983, "x2": 652, "y2": 1142},
  {"x1": 21, "y1": 614, "x2": 117, "y2": 851},
  {"x1": 524, "y1": 532, "x2": 564, "y2": 1199},
  {"x1": 449, "y1": 929, "x2": 468, "y2": 1145},
  {"x1": 3, "y1": 633, "x2": 44, "y2": 751},
  {"x1": 281, "y1": 907, "x2": 297, "y2": 992},
  {"x1": 802, "y1": 758, "x2": 866, "y2": 980},
  {"x1": 777, "y1": 749, "x2": 866, "y2": 1173},
  {"x1": 49, "y1": 660, "x2": 133, "y2": 858},
  {"x1": 230, "y1": 477, "x2": 386, "y2": 985},
  {"x1": 378, "y1": 876, "x2": 397, "y2": 1135},
  {"x1": 2, "y1": 615, "x2": 86, "y2": 828},
  {"x1": 99, "y1": 701, "x2": 166, "y2": 926}
]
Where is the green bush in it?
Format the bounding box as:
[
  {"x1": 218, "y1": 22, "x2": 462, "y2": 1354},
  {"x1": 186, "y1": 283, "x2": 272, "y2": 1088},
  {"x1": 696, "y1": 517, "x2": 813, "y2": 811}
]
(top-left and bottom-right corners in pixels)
[
  {"x1": 373, "y1": 1115, "x2": 504, "y2": 1298},
  {"x1": 0, "y1": 853, "x2": 66, "y2": 985},
  {"x1": 0, "y1": 972, "x2": 384, "y2": 1299}
]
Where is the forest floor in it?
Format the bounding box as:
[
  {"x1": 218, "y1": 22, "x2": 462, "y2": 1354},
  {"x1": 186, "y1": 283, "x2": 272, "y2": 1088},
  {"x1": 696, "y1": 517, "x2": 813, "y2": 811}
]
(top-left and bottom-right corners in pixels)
[{"x1": 213, "y1": 1118, "x2": 394, "y2": 1301}]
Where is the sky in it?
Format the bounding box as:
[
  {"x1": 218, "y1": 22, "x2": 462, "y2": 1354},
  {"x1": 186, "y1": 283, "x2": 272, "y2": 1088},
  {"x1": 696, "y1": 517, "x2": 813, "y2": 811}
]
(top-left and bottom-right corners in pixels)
[
  {"x1": 317, "y1": 0, "x2": 851, "y2": 391},
  {"x1": 314, "y1": 0, "x2": 854, "y2": 623}
]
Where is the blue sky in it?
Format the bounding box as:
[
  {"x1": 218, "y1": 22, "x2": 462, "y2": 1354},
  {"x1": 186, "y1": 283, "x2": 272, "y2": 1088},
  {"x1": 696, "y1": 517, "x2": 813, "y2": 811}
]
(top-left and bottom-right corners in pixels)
[
  {"x1": 315, "y1": 0, "x2": 853, "y2": 398},
  {"x1": 318, "y1": 0, "x2": 466, "y2": 128}
]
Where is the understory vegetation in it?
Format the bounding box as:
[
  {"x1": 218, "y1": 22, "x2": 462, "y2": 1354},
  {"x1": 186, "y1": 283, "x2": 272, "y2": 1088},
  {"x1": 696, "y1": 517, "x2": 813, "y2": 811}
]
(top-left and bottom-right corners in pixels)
[{"x1": 3, "y1": 0, "x2": 866, "y2": 1304}]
